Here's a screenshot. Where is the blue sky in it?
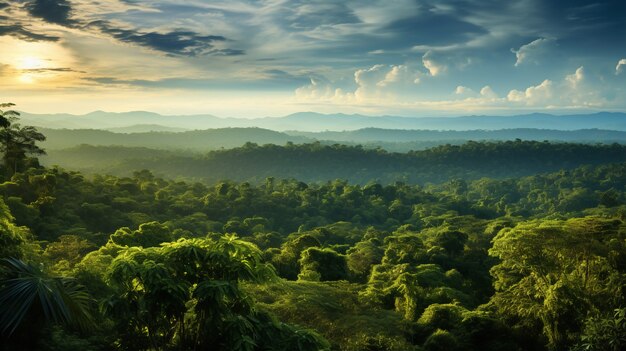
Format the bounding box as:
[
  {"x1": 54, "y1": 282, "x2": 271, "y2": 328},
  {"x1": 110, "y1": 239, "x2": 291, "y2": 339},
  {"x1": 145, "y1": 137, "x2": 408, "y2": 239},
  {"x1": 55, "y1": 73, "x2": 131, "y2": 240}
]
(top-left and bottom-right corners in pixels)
[{"x1": 1, "y1": 0, "x2": 625, "y2": 117}]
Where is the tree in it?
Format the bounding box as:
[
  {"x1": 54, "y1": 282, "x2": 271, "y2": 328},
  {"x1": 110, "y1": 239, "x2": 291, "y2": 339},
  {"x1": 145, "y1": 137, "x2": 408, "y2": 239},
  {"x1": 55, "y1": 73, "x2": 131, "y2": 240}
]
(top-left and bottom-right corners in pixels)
[
  {"x1": 298, "y1": 247, "x2": 349, "y2": 281},
  {"x1": 0, "y1": 258, "x2": 93, "y2": 349},
  {"x1": 0, "y1": 103, "x2": 46, "y2": 175},
  {"x1": 489, "y1": 217, "x2": 624, "y2": 351},
  {"x1": 0, "y1": 103, "x2": 17, "y2": 129},
  {"x1": 103, "y1": 234, "x2": 328, "y2": 350}
]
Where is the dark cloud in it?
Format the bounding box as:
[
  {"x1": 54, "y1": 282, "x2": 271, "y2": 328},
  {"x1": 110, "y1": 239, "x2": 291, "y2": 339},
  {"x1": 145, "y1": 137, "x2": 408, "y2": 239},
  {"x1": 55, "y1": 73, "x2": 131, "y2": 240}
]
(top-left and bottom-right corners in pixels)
[
  {"x1": 0, "y1": 24, "x2": 59, "y2": 41},
  {"x1": 539, "y1": 0, "x2": 626, "y2": 51},
  {"x1": 383, "y1": 14, "x2": 486, "y2": 47},
  {"x1": 283, "y1": 2, "x2": 361, "y2": 30},
  {"x1": 85, "y1": 73, "x2": 310, "y2": 90},
  {"x1": 2, "y1": 0, "x2": 244, "y2": 56},
  {"x1": 27, "y1": 0, "x2": 75, "y2": 26},
  {"x1": 263, "y1": 69, "x2": 312, "y2": 84},
  {"x1": 0, "y1": 2, "x2": 60, "y2": 42},
  {"x1": 87, "y1": 20, "x2": 242, "y2": 56},
  {"x1": 23, "y1": 67, "x2": 83, "y2": 73},
  {"x1": 207, "y1": 48, "x2": 246, "y2": 56},
  {"x1": 438, "y1": 0, "x2": 625, "y2": 47}
]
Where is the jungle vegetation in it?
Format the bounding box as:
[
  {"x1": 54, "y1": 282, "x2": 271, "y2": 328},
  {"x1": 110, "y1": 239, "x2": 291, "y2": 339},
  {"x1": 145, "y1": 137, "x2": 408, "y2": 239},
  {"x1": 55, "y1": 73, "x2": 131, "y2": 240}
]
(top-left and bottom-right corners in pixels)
[{"x1": 1, "y1": 104, "x2": 625, "y2": 351}]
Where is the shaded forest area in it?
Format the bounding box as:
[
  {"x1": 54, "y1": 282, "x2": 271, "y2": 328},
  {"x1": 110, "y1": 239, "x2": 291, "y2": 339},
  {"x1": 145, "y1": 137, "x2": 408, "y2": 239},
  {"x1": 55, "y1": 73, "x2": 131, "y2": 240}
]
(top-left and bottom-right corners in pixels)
[{"x1": 42, "y1": 140, "x2": 626, "y2": 184}]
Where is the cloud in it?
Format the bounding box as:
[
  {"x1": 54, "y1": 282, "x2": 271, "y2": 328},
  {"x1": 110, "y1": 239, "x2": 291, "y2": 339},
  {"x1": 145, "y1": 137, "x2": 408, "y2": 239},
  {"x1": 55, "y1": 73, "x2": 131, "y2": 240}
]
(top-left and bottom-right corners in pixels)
[
  {"x1": 382, "y1": 12, "x2": 487, "y2": 48},
  {"x1": 22, "y1": 67, "x2": 81, "y2": 73},
  {"x1": 87, "y1": 20, "x2": 236, "y2": 56},
  {"x1": 295, "y1": 77, "x2": 347, "y2": 102},
  {"x1": 505, "y1": 66, "x2": 606, "y2": 108},
  {"x1": 295, "y1": 63, "x2": 422, "y2": 103},
  {"x1": 512, "y1": 38, "x2": 555, "y2": 67},
  {"x1": 295, "y1": 62, "x2": 621, "y2": 114},
  {"x1": 85, "y1": 71, "x2": 309, "y2": 91},
  {"x1": 354, "y1": 64, "x2": 394, "y2": 99},
  {"x1": 354, "y1": 64, "x2": 421, "y2": 99},
  {"x1": 422, "y1": 51, "x2": 446, "y2": 76},
  {"x1": 507, "y1": 79, "x2": 553, "y2": 104},
  {"x1": 2, "y1": 1, "x2": 243, "y2": 57},
  {"x1": 565, "y1": 66, "x2": 584, "y2": 88},
  {"x1": 0, "y1": 24, "x2": 59, "y2": 42},
  {"x1": 616, "y1": 59, "x2": 626, "y2": 75},
  {"x1": 27, "y1": 0, "x2": 75, "y2": 26},
  {"x1": 282, "y1": 2, "x2": 360, "y2": 30},
  {"x1": 480, "y1": 86, "x2": 498, "y2": 99},
  {"x1": 455, "y1": 86, "x2": 474, "y2": 96}
]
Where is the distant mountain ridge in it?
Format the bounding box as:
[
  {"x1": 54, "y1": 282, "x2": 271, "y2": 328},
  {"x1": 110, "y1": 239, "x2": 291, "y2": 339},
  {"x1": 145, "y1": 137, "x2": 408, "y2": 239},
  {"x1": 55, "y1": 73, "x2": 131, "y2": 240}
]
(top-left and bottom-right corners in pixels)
[
  {"x1": 106, "y1": 124, "x2": 190, "y2": 133},
  {"x1": 20, "y1": 111, "x2": 626, "y2": 132},
  {"x1": 38, "y1": 127, "x2": 311, "y2": 150},
  {"x1": 287, "y1": 127, "x2": 626, "y2": 143},
  {"x1": 37, "y1": 126, "x2": 626, "y2": 152}
]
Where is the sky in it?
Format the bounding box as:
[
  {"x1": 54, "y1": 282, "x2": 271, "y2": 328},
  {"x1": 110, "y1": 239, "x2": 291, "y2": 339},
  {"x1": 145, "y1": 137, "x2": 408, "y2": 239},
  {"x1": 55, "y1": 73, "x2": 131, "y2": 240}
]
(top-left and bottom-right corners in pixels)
[{"x1": 0, "y1": 0, "x2": 625, "y2": 117}]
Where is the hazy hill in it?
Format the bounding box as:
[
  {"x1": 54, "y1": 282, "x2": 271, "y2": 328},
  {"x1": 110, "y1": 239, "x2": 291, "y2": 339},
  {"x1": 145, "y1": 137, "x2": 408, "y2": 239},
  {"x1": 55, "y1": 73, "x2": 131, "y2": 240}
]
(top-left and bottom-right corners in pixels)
[
  {"x1": 287, "y1": 128, "x2": 626, "y2": 143},
  {"x1": 106, "y1": 124, "x2": 190, "y2": 133},
  {"x1": 20, "y1": 111, "x2": 626, "y2": 132},
  {"x1": 37, "y1": 126, "x2": 626, "y2": 152},
  {"x1": 41, "y1": 141, "x2": 626, "y2": 185},
  {"x1": 38, "y1": 127, "x2": 311, "y2": 150}
]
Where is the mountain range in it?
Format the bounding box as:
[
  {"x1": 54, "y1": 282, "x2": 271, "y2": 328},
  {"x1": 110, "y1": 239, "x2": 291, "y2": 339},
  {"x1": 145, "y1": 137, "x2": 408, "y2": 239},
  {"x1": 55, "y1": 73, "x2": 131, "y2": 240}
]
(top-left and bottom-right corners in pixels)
[{"x1": 36, "y1": 126, "x2": 626, "y2": 154}]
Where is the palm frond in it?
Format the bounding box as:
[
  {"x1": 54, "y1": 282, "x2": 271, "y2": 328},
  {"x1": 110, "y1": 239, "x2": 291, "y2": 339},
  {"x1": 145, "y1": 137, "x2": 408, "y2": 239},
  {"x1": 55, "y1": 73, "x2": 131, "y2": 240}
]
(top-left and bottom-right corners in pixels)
[{"x1": 0, "y1": 258, "x2": 94, "y2": 336}]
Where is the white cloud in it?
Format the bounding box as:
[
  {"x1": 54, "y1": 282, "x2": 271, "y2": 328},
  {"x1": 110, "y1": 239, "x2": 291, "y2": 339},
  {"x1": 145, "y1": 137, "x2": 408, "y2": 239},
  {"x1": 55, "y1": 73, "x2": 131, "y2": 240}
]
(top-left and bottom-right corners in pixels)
[
  {"x1": 354, "y1": 64, "x2": 392, "y2": 99},
  {"x1": 480, "y1": 86, "x2": 498, "y2": 99},
  {"x1": 354, "y1": 64, "x2": 421, "y2": 99},
  {"x1": 565, "y1": 66, "x2": 584, "y2": 88},
  {"x1": 505, "y1": 66, "x2": 608, "y2": 108},
  {"x1": 507, "y1": 79, "x2": 553, "y2": 104},
  {"x1": 295, "y1": 77, "x2": 345, "y2": 101},
  {"x1": 512, "y1": 38, "x2": 555, "y2": 67},
  {"x1": 616, "y1": 59, "x2": 626, "y2": 75},
  {"x1": 295, "y1": 64, "x2": 622, "y2": 114},
  {"x1": 295, "y1": 63, "x2": 421, "y2": 104},
  {"x1": 378, "y1": 65, "x2": 421, "y2": 86},
  {"x1": 422, "y1": 50, "x2": 447, "y2": 76},
  {"x1": 455, "y1": 85, "x2": 474, "y2": 95}
]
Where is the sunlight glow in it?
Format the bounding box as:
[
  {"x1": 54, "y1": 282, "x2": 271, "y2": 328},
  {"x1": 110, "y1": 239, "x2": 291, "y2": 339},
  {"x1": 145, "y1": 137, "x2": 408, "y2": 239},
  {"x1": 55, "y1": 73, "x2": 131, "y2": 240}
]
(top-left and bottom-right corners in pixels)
[
  {"x1": 17, "y1": 56, "x2": 46, "y2": 70},
  {"x1": 18, "y1": 74, "x2": 35, "y2": 84},
  {"x1": 0, "y1": 37, "x2": 76, "y2": 86}
]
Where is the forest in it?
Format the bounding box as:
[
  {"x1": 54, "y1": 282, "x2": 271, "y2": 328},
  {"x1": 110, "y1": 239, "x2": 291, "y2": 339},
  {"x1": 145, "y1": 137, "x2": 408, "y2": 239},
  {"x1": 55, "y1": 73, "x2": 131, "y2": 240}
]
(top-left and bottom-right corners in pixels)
[
  {"x1": 1, "y1": 104, "x2": 625, "y2": 351},
  {"x1": 42, "y1": 141, "x2": 626, "y2": 184}
]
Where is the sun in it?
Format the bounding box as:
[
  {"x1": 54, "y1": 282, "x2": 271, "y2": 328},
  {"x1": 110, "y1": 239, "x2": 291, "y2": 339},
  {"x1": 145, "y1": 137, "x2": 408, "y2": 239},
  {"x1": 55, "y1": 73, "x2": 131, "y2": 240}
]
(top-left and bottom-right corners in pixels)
[{"x1": 18, "y1": 56, "x2": 46, "y2": 70}]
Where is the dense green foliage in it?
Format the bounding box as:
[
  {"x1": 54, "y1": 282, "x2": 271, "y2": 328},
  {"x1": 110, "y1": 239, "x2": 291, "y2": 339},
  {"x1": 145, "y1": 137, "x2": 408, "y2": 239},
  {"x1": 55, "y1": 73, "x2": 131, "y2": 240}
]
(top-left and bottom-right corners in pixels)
[{"x1": 1, "y1": 113, "x2": 625, "y2": 350}]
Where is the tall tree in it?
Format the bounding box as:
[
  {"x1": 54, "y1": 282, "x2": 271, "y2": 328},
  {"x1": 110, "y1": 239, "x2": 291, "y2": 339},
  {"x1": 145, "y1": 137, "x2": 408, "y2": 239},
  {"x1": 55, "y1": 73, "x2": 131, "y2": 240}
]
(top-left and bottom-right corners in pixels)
[{"x1": 0, "y1": 103, "x2": 46, "y2": 175}]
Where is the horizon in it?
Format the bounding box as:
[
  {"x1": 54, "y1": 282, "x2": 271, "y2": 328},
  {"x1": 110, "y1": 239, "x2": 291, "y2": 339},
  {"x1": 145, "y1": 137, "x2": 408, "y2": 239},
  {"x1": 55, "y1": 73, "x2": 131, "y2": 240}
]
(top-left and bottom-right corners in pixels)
[{"x1": 1, "y1": 0, "x2": 625, "y2": 117}]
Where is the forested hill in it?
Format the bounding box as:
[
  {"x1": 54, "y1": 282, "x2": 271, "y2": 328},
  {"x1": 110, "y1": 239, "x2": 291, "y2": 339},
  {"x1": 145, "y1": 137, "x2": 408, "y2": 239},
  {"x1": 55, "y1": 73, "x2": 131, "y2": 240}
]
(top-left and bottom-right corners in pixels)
[
  {"x1": 38, "y1": 126, "x2": 626, "y2": 152},
  {"x1": 38, "y1": 127, "x2": 311, "y2": 150},
  {"x1": 288, "y1": 127, "x2": 626, "y2": 143},
  {"x1": 41, "y1": 141, "x2": 626, "y2": 184}
]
